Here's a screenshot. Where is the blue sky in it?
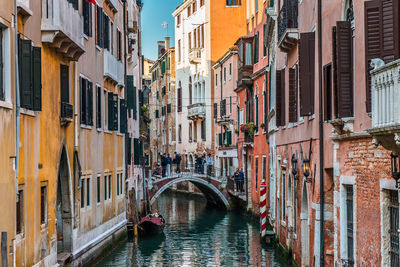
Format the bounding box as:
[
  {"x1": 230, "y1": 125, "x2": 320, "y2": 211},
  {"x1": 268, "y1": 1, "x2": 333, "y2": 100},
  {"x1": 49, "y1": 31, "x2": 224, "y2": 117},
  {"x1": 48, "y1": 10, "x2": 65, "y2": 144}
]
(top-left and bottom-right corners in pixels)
[{"x1": 141, "y1": 0, "x2": 181, "y2": 60}]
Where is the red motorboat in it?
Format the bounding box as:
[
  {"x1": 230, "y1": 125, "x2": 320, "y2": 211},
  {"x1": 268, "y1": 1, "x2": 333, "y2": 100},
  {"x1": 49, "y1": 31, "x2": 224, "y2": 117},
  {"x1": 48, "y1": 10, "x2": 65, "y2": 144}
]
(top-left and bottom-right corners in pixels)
[{"x1": 138, "y1": 213, "x2": 165, "y2": 236}]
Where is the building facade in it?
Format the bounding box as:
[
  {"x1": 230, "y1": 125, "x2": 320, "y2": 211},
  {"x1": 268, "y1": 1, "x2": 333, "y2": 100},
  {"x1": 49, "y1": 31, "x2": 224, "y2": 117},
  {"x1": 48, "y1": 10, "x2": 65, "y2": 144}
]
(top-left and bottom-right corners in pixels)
[
  {"x1": 0, "y1": 0, "x2": 143, "y2": 265},
  {"x1": 149, "y1": 37, "x2": 176, "y2": 167}
]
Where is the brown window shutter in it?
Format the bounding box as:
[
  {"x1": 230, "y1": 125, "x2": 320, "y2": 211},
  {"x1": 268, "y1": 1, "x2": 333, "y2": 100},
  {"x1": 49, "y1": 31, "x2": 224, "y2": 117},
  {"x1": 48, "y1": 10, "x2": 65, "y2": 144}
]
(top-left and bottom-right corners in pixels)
[
  {"x1": 332, "y1": 26, "x2": 339, "y2": 118},
  {"x1": 299, "y1": 32, "x2": 315, "y2": 116},
  {"x1": 276, "y1": 69, "x2": 285, "y2": 127},
  {"x1": 336, "y1": 21, "x2": 354, "y2": 118},
  {"x1": 289, "y1": 67, "x2": 297, "y2": 123},
  {"x1": 323, "y1": 64, "x2": 333, "y2": 121}
]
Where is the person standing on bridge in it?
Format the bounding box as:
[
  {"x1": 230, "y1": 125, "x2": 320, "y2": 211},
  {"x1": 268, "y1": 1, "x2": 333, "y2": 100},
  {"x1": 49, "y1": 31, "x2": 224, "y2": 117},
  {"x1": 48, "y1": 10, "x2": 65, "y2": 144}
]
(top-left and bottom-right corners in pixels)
[
  {"x1": 167, "y1": 154, "x2": 172, "y2": 176},
  {"x1": 238, "y1": 168, "x2": 244, "y2": 192},
  {"x1": 206, "y1": 154, "x2": 213, "y2": 176},
  {"x1": 161, "y1": 153, "x2": 167, "y2": 177},
  {"x1": 174, "y1": 152, "x2": 181, "y2": 174}
]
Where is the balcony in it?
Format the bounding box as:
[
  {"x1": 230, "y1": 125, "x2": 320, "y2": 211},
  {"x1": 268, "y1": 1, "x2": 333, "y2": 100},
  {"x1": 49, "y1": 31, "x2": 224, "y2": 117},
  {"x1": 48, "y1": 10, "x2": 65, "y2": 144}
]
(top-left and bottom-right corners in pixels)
[
  {"x1": 367, "y1": 58, "x2": 400, "y2": 154},
  {"x1": 60, "y1": 102, "x2": 73, "y2": 126},
  {"x1": 244, "y1": 132, "x2": 254, "y2": 146},
  {"x1": 277, "y1": 0, "x2": 298, "y2": 53},
  {"x1": 187, "y1": 103, "x2": 206, "y2": 120},
  {"x1": 104, "y1": 49, "x2": 124, "y2": 85},
  {"x1": 41, "y1": 0, "x2": 85, "y2": 61},
  {"x1": 237, "y1": 65, "x2": 253, "y2": 89},
  {"x1": 17, "y1": 0, "x2": 32, "y2": 22},
  {"x1": 189, "y1": 48, "x2": 202, "y2": 64}
]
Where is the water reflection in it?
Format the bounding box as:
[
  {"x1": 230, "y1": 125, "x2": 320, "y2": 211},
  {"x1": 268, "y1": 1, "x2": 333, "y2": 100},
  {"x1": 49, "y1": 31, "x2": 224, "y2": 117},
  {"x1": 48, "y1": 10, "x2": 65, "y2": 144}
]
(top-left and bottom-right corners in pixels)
[{"x1": 97, "y1": 193, "x2": 289, "y2": 267}]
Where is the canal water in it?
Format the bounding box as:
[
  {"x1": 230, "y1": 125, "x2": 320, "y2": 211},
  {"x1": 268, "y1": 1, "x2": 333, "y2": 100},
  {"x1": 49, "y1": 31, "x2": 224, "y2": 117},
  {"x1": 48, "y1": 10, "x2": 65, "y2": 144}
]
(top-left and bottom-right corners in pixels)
[{"x1": 96, "y1": 193, "x2": 290, "y2": 267}]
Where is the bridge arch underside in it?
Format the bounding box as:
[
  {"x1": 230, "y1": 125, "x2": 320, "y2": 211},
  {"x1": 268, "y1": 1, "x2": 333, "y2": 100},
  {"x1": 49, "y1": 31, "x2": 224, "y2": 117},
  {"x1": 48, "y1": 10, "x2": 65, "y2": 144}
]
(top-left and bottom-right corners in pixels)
[{"x1": 150, "y1": 177, "x2": 230, "y2": 210}]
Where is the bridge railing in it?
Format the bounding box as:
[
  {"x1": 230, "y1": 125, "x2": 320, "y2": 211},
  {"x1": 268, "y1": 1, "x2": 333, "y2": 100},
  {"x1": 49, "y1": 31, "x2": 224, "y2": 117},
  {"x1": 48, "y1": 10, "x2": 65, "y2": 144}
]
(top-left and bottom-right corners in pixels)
[{"x1": 152, "y1": 164, "x2": 228, "y2": 182}]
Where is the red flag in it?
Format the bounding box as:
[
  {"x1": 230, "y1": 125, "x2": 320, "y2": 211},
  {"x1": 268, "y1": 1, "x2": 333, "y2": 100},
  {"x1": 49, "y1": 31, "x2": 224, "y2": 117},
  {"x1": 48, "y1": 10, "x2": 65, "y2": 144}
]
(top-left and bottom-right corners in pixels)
[{"x1": 85, "y1": 0, "x2": 96, "y2": 4}]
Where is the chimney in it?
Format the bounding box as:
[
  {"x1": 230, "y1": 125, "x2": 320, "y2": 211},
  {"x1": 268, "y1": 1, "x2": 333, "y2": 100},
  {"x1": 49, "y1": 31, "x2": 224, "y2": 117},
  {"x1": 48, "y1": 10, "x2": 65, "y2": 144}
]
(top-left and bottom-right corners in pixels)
[{"x1": 165, "y1": 37, "x2": 170, "y2": 51}]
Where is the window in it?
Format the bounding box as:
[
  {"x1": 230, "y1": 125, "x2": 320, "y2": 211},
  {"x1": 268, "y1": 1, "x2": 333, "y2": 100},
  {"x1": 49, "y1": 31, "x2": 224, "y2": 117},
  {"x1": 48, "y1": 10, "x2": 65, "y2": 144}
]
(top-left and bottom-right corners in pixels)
[
  {"x1": 229, "y1": 63, "x2": 232, "y2": 80},
  {"x1": 276, "y1": 69, "x2": 286, "y2": 127},
  {"x1": 201, "y1": 120, "x2": 206, "y2": 141},
  {"x1": 96, "y1": 6, "x2": 104, "y2": 47},
  {"x1": 18, "y1": 37, "x2": 42, "y2": 110},
  {"x1": 80, "y1": 77, "x2": 93, "y2": 126},
  {"x1": 189, "y1": 123, "x2": 193, "y2": 142},
  {"x1": 108, "y1": 175, "x2": 112, "y2": 199},
  {"x1": 346, "y1": 185, "x2": 354, "y2": 265},
  {"x1": 97, "y1": 176, "x2": 101, "y2": 203},
  {"x1": 255, "y1": 0, "x2": 258, "y2": 12},
  {"x1": 188, "y1": 32, "x2": 192, "y2": 50},
  {"x1": 81, "y1": 178, "x2": 85, "y2": 208},
  {"x1": 229, "y1": 96, "x2": 232, "y2": 114},
  {"x1": 16, "y1": 190, "x2": 23, "y2": 234},
  {"x1": 288, "y1": 66, "x2": 298, "y2": 123},
  {"x1": 262, "y1": 157, "x2": 266, "y2": 183},
  {"x1": 120, "y1": 98, "x2": 127, "y2": 133},
  {"x1": 117, "y1": 174, "x2": 120, "y2": 195},
  {"x1": 255, "y1": 157, "x2": 258, "y2": 190},
  {"x1": 226, "y1": 0, "x2": 241, "y2": 5},
  {"x1": 178, "y1": 40, "x2": 181, "y2": 62},
  {"x1": 215, "y1": 73, "x2": 218, "y2": 86},
  {"x1": 169, "y1": 127, "x2": 172, "y2": 143},
  {"x1": 245, "y1": 42, "x2": 252, "y2": 66},
  {"x1": 389, "y1": 190, "x2": 399, "y2": 267},
  {"x1": 224, "y1": 67, "x2": 226, "y2": 82},
  {"x1": 86, "y1": 177, "x2": 91, "y2": 207},
  {"x1": 200, "y1": 0, "x2": 204, "y2": 6},
  {"x1": 187, "y1": 6, "x2": 191, "y2": 17},
  {"x1": 60, "y1": 65, "x2": 70, "y2": 118},
  {"x1": 0, "y1": 25, "x2": 5, "y2": 101},
  {"x1": 193, "y1": 1, "x2": 197, "y2": 12},
  {"x1": 103, "y1": 14, "x2": 110, "y2": 50},
  {"x1": 96, "y1": 86, "x2": 102, "y2": 128},
  {"x1": 194, "y1": 28, "x2": 197, "y2": 49},
  {"x1": 201, "y1": 24, "x2": 204, "y2": 48},
  {"x1": 282, "y1": 172, "x2": 286, "y2": 221},
  {"x1": 189, "y1": 77, "x2": 193, "y2": 105},
  {"x1": 117, "y1": 30, "x2": 122, "y2": 61},
  {"x1": 255, "y1": 95, "x2": 259, "y2": 129},
  {"x1": 177, "y1": 14, "x2": 181, "y2": 25},
  {"x1": 254, "y1": 32, "x2": 259, "y2": 64},
  {"x1": 193, "y1": 123, "x2": 197, "y2": 141},
  {"x1": 178, "y1": 124, "x2": 182, "y2": 142},
  {"x1": 110, "y1": 22, "x2": 114, "y2": 54},
  {"x1": 263, "y1": 23, "x2": 267, "y2": 57},
  {"x1": 104, "y1": 175, "x2": 108, "y2": 200},
  {"x1": 177, "y1": 83, "x2": 182, "y2": 112},
  {"x1": 107, "y1": 92, "x2": 118, "y2": 131},
  {"x1": 40, "y1": 186, "x2": 47, "y2": 225}
]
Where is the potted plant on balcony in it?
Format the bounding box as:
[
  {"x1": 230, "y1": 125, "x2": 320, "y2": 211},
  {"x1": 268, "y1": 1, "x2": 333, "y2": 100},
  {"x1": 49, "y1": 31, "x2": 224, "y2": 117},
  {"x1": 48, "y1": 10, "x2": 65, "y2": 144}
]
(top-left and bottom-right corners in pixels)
[
  {"x1": 240, "y1": 122, "x2": 256, "y2": 138},
  {"x1": 141, "y1": 105, "x2": 151, "y2": 125}
]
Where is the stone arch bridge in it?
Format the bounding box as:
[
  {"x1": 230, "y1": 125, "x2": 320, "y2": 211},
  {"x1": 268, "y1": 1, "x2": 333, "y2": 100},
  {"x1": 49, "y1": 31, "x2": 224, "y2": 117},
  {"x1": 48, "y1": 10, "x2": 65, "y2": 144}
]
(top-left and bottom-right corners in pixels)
[{"x1": 148, "y1": 173, "x2": 232, "y2": 210}]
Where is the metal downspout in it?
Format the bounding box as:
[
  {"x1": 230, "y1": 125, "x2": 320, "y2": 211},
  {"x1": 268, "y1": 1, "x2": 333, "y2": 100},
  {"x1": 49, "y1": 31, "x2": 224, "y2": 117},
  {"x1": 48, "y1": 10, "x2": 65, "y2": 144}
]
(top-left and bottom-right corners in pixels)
[{"x1": 318, "y1": 0, "x2": 325, "y2": 265}]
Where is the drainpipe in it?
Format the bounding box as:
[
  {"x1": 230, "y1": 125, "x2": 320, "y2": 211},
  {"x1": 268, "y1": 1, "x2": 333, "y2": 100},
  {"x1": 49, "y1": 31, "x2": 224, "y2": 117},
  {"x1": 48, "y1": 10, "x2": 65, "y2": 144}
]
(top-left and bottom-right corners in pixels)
[
  {"x1": 318, "y1": 0, "x2": 324, "y2": 265},
  {"x1": 123, "y1": 0, "x2": 128, "y2": 186},
  {"x1": 14, "y1": 0, "x2": 20, "y2": 203}
]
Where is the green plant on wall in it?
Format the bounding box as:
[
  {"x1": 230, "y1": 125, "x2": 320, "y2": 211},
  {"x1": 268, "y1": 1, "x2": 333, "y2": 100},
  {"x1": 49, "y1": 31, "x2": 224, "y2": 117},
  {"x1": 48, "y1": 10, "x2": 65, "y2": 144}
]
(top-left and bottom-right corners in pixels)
[{"x1": 240, "y1": 122, "x2": 257, "y2": 138}]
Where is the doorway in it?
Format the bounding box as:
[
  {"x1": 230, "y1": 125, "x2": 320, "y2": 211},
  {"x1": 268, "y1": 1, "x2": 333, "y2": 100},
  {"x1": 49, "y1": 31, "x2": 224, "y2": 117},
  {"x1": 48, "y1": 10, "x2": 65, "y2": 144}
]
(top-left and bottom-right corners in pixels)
[{"x1": 301, "y1": 181, "x2": 309, "y2": 266}]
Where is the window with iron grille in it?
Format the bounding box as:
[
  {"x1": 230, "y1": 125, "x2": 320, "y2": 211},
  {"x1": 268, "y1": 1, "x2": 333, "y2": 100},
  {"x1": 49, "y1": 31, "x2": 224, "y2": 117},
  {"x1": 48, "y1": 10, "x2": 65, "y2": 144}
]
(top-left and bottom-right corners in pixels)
[
  {"x1": 389, "y1": 190, "x2": 399, "y2": 267},
  {"x1": 346, "y1": 185, "x2": 354, "y2": 266}
]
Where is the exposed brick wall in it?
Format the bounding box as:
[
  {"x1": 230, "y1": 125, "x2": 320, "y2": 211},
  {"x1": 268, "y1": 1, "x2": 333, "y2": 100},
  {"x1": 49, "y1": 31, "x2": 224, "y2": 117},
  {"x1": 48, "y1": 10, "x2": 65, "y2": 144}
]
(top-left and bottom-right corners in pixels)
[{"x1": 335, "y1": 137, "x2": 391, "y2": 266}]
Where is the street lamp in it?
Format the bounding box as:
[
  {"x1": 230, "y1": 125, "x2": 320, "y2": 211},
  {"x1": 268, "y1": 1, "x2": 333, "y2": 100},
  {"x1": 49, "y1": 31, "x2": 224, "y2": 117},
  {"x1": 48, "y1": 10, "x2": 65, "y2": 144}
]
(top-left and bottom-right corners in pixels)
[
  {"x1": 391, "y1": 153, "x2": 400, "y2": 188},
  {"x1": 291, "y1": 154, "x2": 298, "y2": 180},
  {"x1": 302, "y1": 158, "x2": 311, "y2": 182}
]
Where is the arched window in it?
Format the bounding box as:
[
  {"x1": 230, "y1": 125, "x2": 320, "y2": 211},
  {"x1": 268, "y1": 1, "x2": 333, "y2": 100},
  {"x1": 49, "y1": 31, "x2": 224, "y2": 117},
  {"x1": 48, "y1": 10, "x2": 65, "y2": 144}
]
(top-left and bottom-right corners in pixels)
[{"x1": 189, "y1": 77, "x2": 192, "y2": 105}]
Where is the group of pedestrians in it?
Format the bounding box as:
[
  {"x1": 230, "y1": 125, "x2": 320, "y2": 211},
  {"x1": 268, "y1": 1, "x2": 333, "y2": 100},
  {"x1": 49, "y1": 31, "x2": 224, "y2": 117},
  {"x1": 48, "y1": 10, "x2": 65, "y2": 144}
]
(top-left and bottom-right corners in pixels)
[
  {"x1": 159, "y1": 152, "x2": 181, "y2": 177},
  {"x1": 194, "y1": 153, "x2": 213, "y2": 176},
  {"x1": 233, "y1": 168, "x2": 245, "y2": 192}
]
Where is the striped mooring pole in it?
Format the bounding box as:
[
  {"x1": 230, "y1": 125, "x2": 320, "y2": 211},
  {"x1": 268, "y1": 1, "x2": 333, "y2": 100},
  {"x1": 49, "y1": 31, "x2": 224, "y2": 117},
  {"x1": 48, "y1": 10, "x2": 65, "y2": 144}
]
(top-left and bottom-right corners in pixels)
[{"x1": 260, "y1": 182, "x2": 267, "y2": 238}]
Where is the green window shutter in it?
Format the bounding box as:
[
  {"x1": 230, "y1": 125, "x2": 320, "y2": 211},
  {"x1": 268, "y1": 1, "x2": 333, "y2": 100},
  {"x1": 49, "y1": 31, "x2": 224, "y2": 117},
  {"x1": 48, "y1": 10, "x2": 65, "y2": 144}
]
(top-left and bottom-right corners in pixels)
[
  {"x1": 32, "y1": 47, "x2": 42, "y2": 111},
  {"x1": 120, "y1": 99, "x2": 127, "y2": 133},
  {"x1": 127, "y1": 75, "x2": 134, "y2": 110},
  {"x1": 20, "y1": 39, "x2": 33, "y2": 109},
  {"x1": 126, "y1": 137, "x2": 132, "y2": 165},
  {"x1": 103, "y1": 14, "x2": 109, "y2": 50},
  {"x1": 88, "y1": 82, "x2": 93, "y2": 126},
  {"x1": 167, "y1": 103, "x2": 171, "y2": 113},
  {"x1": 161, "y1": 61, "x2": 165, "y2": 75},
  {"x1": 80, "y1": 78, "x2": 87, "y2": 125},
  {"x1": 155, "y1": 109, "x2": 159, "y2": 118},
  {"x1": 256, "y1": 96, "x2": 259, "y2": 127},
  {"x1": 218, "y1": 133, "x2": 222, "y2": 146},
  {"x1": 112, "y1": 93, "x2": 118, "y2": 130},
  {"x1": 97, "y1": 86, "x2": 102, "y2": 128},
  {"x1": 227, "y1": 131, "x2": 232, "y2": 145},
  {"x1": 108, "y1": 92, "x2": 113, "y2": 130},
  {"x1": 254, "y1": 33, "x2": 259, "y2": 64},
  {"x1": 133, "y1": 86, "x2": 137, "y2": 120}
]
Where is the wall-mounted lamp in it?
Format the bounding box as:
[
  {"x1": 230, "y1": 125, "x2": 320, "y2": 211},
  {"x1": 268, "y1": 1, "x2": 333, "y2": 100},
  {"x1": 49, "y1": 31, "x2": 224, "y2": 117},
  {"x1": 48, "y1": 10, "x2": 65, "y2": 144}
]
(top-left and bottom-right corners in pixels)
[
  {"x1": 301, "y1": 138, "x2": 313, "y2": 183},
  {"x1": 391, "y1": 153, "x2": 400, "y2": 188}
]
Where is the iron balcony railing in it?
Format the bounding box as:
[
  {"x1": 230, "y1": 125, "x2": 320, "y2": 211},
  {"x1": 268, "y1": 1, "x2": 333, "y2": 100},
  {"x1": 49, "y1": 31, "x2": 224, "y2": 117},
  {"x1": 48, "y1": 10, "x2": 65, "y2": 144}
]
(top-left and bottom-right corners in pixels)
[{"x1": 277, "y1": 0, "x2": 298, "y2": 43}]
